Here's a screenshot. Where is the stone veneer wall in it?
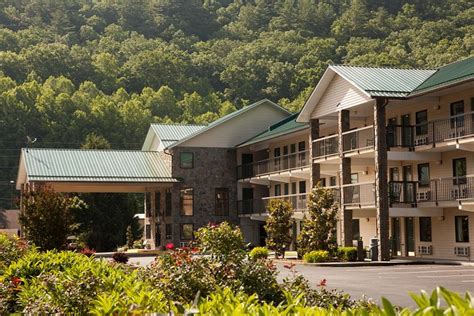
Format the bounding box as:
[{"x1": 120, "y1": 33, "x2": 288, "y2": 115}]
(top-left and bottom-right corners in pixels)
[{"x1": 166, "y1": 146, "x2": 239, "y2": 246}]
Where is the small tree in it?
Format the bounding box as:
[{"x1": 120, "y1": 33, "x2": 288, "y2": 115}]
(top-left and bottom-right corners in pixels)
[
  {"x1": 297, "y1": 185, "x2": 339, "y2": 257},
  {"x1": 20, "y1": 185, "x2": 86, "y2": 250},
  {"x1": 265, "y1": 199, "x2": 294, "y2": 258},
  {"x1": 126, "y1": 225, "x2": 134, "y2": 248}
]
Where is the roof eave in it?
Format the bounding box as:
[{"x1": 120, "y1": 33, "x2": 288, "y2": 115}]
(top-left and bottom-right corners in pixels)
[
  {"x1": 408, "y1": 77, "x2": 474, "y2": 98},
  {"x1": 237, "y1": 125, "x2": 309, "y2": 148}
]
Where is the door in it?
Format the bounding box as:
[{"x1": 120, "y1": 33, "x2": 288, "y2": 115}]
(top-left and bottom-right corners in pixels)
[
  {"x1": 389, "y1": 167, "x2": 400, "y2": 203},
  {"x1": 401, "y1": 114, "x2": 412, "y2": 147},
  {"x1": 273, "y1": 147, "x2": 281, "y2": 171},
  {"x1": 402, "y1": 165, "x2": 413, "y2": 203},
  {"x1": 241, "y1": 154, "x2": 253, "y2": 178},
  {"x1": 391, "y1": 218, "x2": 401, "y2": 256},
  {"x1": 242, "y1": 188, "x2": 254, "y2": 213},
  {"x1": 259, "y1": 223, "x2": 267, "y2": 246},
  {"x1": 405, "y1": 217, "x2": 415, "y2": 256},
  {"x1": 450, "y1": 101, "x2": 464, "y2": 130},
  {"x1": 387, "y1": 117, "x2": 397, "y2": 147}
]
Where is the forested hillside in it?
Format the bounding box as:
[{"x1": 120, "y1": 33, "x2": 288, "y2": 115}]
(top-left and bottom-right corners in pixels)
[{"x1": 0, "y1": 0, "x2": 472, "y2": 211}]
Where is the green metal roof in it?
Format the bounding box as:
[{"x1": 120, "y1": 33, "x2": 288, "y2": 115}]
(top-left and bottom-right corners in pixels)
[
  {"x1": 411, "y1": 56, "x2": 474, "y2": 95},
  {"x1": 238, "y1": 113, "x2": 308, "y2": 147},
  {"x1": 168, "y1": 99, "x2": 291, "y2": 148},
  {"x1": 151, "y1": 123, "x2": 205, "y2": 144},
  {"x1": 331, "y1": 65, "x2": 436, "y2": 97},
  {"x1": 22, "y1": 148, "x2": 177, "y2": 183}
]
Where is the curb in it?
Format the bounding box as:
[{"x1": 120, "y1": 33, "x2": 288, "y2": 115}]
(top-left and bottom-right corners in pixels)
[
  {"x1": 95, "y1": 251, "x2": 161, "y2": 258},
  {"x1": 274, "y1": 259, "x2": 472, "y2": 267}
]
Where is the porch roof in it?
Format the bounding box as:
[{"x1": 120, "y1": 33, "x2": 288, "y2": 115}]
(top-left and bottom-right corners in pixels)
[{"x1": 17, "y1": 148, "x2": 177, "y2": 189}]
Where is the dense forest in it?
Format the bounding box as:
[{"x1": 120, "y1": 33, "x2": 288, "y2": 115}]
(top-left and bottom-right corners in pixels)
[{"x1": 0, "y1": 0, "x2": 472, "y2": 249}]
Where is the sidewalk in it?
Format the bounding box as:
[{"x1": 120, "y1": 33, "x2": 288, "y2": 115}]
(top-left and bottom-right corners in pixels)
[{"x1": 273, "y1": 257, "x2": 474, "y2": 267}]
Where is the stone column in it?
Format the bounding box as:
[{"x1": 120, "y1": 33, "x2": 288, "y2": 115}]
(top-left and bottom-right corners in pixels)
[
  {"x1": 310, "y1": 118, "x2": 320, "y2": 187},
  {"x1": 338, "y1": 110, "x2": 353, "y2": 247},
  {"x1": 374, "y1": 98, "x2": 390, "y2": 261}
]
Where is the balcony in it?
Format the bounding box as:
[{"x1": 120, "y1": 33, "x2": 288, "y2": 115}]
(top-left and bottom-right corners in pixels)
[
  {"x1": 388, "y1": 112, "x2": 474, "y2": 149},
  {"x1": 313, "y1": 134, "x2": 338, "y2": 160},
  {"x1": 342, "y1": 125, "x2": 374, "y2": 154},
  {"x1": 237, "y1": 150, "x2": 310, "y2": 180},
  {"x1": 237, "y1": 199, "x2": 265, "y2": 215},
  {"x1": 262, "y1": 193, "x2": 309, "y2": 212},
  {"x1": 342, "y1": 182, "x2": 375, "y2": 208}
]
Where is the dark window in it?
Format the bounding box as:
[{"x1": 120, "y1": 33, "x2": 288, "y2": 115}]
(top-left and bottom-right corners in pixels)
[
  {"x1": 165, "y1": 224, "x2": 172, "y2": 240},
  {"x1": 299, "y1": 181, "x2": 306, "y2": 194},
  {"x1": 455, "y1": 216, "x2": 469, "y2": 242},
  {"x1": 274, "y1": 184, "x2": 281, "y2": 196},
  {"x1": 290, "y1": 144, "x2": 296, "y2": 153},
  {"x1": 165, "y1": 189, "x2": 172, "y2": 216},
  {"x1": 319, "y1": 178, "x2": 326, "y2": 187},
  {"x1": 274, "y1": 147, "x2": 281, "y2": 157},
  {"x1": 145, "y1": 192, "x2": 151, "y2": 217},
  {"x1": 283, "y1": 146, "x2": 288, "y2": 156},
  {"x1": 419, "y1": 217, "x2": 432, "y2": 242},
  {"x1": 352, "y1": 219, "x2": 360, "y2": 240},
  {"x1": 450, "y1": 101, "x2": 464, "y2": 128},
  {"x1": 215, "y1": 188, "x2": 229, "y2": 216},
  {"x1": 180, "y1": 152, "x2": 194, "y2": 169},
  {"x1": 329, "y1": 176, "x2": 337, "y2": 187},
  {"x1": 181, "y1": 224, "x2": 194, "y2": 240},
  {"x1": 145, "y1": 224, "x2": 151, "y2": 239},
  {"x1": 415, "y1": 110, "x2": 428, "y2": 135},
  {"x1": 180, "y1": 188, "x2": 194, "y2": 216},
  {"x1": 417, "y1": 163, "x2": 430, "y2": 187},
  {"x1": 452, "y1": 158, "x2": 467, "y2": 185},
  {"x1": 154, "y1": 191, "x2": 161, "y2": 217},
  {"x1": 284, "y1": 183, "x2": 289, "y2": 195},
  {"x1": 298, "y1": 141, "x2": 306, "y2": 151},
  {"x1": 291, "y1": 182, "x2": 297, "y2": 194}
]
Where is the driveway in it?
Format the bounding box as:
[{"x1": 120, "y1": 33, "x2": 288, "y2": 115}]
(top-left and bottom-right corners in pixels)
[{"x1": 276, "y1": 263, "x2": 474, "y2": 307}]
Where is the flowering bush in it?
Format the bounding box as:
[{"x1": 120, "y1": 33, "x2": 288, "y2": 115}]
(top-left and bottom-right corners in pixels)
[
  {"x1": 194, "y1": 222, "x2": 245, "y2": 262},
  {"x1": 165, "y1": 242, "x2": 175, "y2": 250},
  {"x1": 0, "y1": 233, "x2": 33, "y2": 274},
  {"x1": 303, "y1": 250, "x2": 330, "y2": 263},
  {"x1": 249, "y1": 246, "x2": 269, "y2": 260}
]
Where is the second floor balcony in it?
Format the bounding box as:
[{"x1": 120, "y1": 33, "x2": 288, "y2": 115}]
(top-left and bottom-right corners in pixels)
[{"x1": 237, "y1": 150, "x2": 310, "y2": 180}]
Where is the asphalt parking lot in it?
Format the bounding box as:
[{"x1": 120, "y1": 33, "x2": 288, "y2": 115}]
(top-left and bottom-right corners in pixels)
[{"x1": 276, "y1": 263, "x2": 474, "y2": 307}]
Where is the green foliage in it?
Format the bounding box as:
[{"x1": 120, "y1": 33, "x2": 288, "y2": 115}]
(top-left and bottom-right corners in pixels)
[
  {"x1": 195, "y1": 222, "x2": 245, "y2": 262},
  {"x1": 249, "y1": 247, "x2": 269, "y2": 260},
  {"x1": 125, "y1": 225, "x2": 133, "y2": 248},
  {"x1": 303, "y1": 250, "x2": 330, "y2": 263},
  {"x1": 0, "y1": 234, "x2": 33, "y2": 274},
  {"x1": 298, "y1": 185, "x2": 339, "y2": 257},
  {"x1": 338, "y1": 247, "x2": 358, "y2": 262},
  {"x1": 19, "y1": 185, "x2": 86, "y2": 250},
  {"x1": 265, "y1": 199, "x2": 294, "y2": 258}
]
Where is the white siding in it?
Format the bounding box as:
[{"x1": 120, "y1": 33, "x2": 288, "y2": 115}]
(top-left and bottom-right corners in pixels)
[{"x1": 310, "y1": 74, "x2": 371, "y2": 120}]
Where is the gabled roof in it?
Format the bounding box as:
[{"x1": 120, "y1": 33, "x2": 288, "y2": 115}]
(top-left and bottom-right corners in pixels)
[
  {"x1": 238, "y1": 113, "x2": 308, "y2": 147},
  {"x1": 142, "y1": 123, "x2": 205, "y2": 150},
  {"x1": 167, "y1": 99, "x2": 291, "y2": 148},
  {"x1": 410, "y1": 56, "x2": 474, "y2": 95},
  {"x1": 17, "y1": 148, "x2": 177, "y2": 188},
  {"x1": 331, "y1": 65, "x2": 436, "y2": 98}
]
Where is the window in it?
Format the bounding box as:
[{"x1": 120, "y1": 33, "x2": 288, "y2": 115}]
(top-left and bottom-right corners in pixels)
[
  {"x1": 145, "y1": 224, "x2": 151, "y2": 239},
  {"x1": 181, "y1": 224, "x2": 194, "y2": 240},
  {"x1": 417, "y1": 163, "x2": 430, "y2": 187},
  {"x1": 319, "y1": 178, "x2": 326, "y2": 187},
  {"x1": 450, "y1": 101, "x2": 464, "y2": 128},
  {"x1": 419, "y1": 217, "x2": 432, "y2": 242},
  {"x1": 283, "y1": 145, "x2": 288, "y2": 156},
  {"x1": 284, "y1": 183, "x2": 289, "y2": 195},
  {"x1": 180, "y1": 188, "x2": 194, "y2": 216},
  {"x1": 299, "y1": 181, "x2": 306, "y2": 194},
  {"x1": 452, "y1": 158, "x2": 466, "y2": 185},
  {"x1": 165, "y1": 224, "x2": 172, "y2": 240},
  {"x1": 298, "y1": 141, "x2": 306, "y2": 152},
  {"x1": 415, "y1": 110, "x2": 428, "y2": 135},
  {"x1": 274, "y1": 184, "x2": 281, "y2": 196},
  {"x1": 455, "y1": 216, "x2": 469, "y2": 242},
  {"x1": 274, "y1": 147, "x2": 281, "y2": 157},
  {"x1": 154, "y1": 192, "x2": 161, "y2": 217},
  {"x1": 329, "y1": 176, "x2": 337, "y2": 187},
  {"x1": 291, "y1": 182, "x2": 297, "y2": 194},
  {"x1": 350, "y1": 173, "x2": 359, "y2": 184},
  {"x1": 165, "y1": 189, "x2": 172, "y2": 216},
  {"x1": 290, "y1": 144, "x2": 296, "y2": 153},
  {"x1": 180, "y1": 152, "x2": 194, "y2": 169},
  {"x1": 215, "y1": 188, "x2": 229, "y2": 216},
  {"x1": 352, "y1": 219, "x2": 360, "y2": 240}
]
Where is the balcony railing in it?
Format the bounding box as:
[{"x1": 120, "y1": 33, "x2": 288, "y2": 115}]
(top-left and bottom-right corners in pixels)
[
  {"x1": 313, "y1": 134, "x2": 338, "y2": 159},
  {"x1": 262, "y1": 193, "x2": 309, "y2": 212},
  {"x1": 237, "y1": 199, "x2": 265, "y2": 215},
  {"x1": 342, "y1": 182, "x2": 375, "y2": 206},
  {"x1": 236, "y1": 150, "x2": 310, "y2": 179},
  {"x1": 342, "y1": 125, "x2": 374, "y2": 153},
  {"x1": 388, "y1": 112, "x2": 474, "y2": 148}
]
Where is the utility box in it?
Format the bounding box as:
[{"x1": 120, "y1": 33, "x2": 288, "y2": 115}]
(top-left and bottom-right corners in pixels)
[
  {"x1": 370, "y1": 238, "x2": 379, "y2": 261},
  {"x1": 357, "y1": 239, "x2": 364, "y2": 261}
]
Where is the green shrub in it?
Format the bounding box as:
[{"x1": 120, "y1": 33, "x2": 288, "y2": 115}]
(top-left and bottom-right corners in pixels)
[
  {"x1": 0, "y1": 233, "x2": 33, "y2": 274},
  {"x1": 194, "y1": 222, "x2": 245, "y2": 262},
  {"x1": 249, "y1": 247, "x2": 269, "y2": 260},
  {"x1": 303, "y1": 250, "x2": 330, "y2": 263},
  {"x1": 337, "y1": 247, "x2": 357, "y2": 262}
]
